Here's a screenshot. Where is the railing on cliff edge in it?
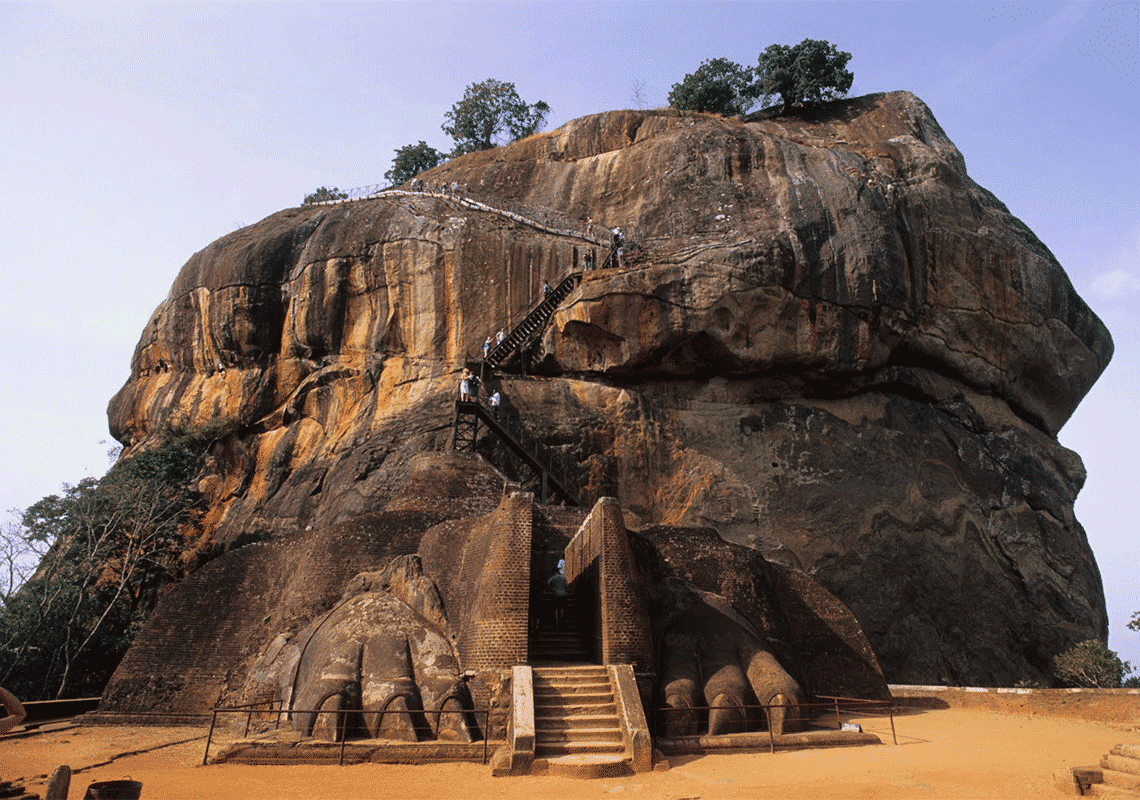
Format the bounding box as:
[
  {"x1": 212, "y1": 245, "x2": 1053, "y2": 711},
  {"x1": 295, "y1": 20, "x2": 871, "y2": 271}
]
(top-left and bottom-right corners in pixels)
[
  {"x1": 306, "y1": 182, "x2": 615, "y2": 250},
  {"x1": 450, "y1": 395, "x2": 583, "y2": 508}
]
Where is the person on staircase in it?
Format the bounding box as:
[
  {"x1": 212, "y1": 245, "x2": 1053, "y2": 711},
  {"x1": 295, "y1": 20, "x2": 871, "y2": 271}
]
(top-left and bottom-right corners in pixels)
[
  {"x1": 547, "y1": 560, "x2": 568, "y2": 629},
  {"x1": 543, "y1": 280, "x2": 552, "y2": 299},
  {"x1": 490, "y1": 390, "x2": 501, "y2": 420},
  {"x1": 459, "y1": 372, "x2": 471, "y2": 403},
  {"x1": 483, "y1": 336, "x2": 492, "y2": 359}
]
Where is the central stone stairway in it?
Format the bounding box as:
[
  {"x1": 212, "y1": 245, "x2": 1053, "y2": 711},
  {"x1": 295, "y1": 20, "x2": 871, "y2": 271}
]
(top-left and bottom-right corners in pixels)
[{"x1": 532, "y1": 665, "x2": 631, "y2": 777}]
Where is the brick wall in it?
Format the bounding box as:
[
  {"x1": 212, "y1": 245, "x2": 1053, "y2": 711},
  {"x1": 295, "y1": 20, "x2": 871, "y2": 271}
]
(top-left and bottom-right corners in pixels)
[
  {"x1": 422, "y1": 492, "x2": 534, "y2": 670},
  {"x1": 565, "y1": 497, "x2": 654, "y2": 671}
]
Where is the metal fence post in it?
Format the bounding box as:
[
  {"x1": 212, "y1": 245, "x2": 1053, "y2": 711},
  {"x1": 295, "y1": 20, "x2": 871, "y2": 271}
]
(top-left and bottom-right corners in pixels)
[{"x1": 202, "y1": 710, "x2": 218, "y2": 766}]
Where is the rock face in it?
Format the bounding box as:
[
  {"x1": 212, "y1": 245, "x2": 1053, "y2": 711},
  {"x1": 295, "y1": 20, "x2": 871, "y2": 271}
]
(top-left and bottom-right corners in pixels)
[{"x1": 108, "y1": 92, "x2": 1111, "y2": 685}]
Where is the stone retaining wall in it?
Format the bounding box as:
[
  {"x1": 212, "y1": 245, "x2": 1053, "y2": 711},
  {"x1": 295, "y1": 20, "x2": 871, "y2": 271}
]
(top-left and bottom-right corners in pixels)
[{"x1": 890, "y1": 685, "x2": 1140, "y2": 723}]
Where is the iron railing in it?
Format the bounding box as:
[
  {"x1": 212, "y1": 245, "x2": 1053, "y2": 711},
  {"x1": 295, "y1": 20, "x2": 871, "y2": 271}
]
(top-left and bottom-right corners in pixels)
[
  {"x1": 652, "y1": 695, "x2": 897, "y2": 752},
  {"x1": 203, "y1": 700, "x2": 492, "y2": 766}
]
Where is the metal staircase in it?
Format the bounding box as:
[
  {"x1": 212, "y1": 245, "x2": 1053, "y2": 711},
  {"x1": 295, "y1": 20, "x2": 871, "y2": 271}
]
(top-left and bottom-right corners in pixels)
[
  {"x1": 450, "y1": 399, "x2": 583, "y2": 507},
  {"x1": 485, "y1": 271, "x2": 583, "y2": 370}
]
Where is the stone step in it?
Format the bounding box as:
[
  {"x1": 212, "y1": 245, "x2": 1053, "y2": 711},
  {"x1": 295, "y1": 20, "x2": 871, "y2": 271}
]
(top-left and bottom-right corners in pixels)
[
  {"x1": 1105, "y1": 754, "x2": 1140, "y2": 776},
  {"x1": 536, "y1": 701, "x2": 617, "y2": 717},
  {"x1": 536, "y1": 727, "x2": 624, "y2": 744},
  {"x1": 535, "y1": 754, "x2": 634, "y2": 779},
  {"x1": 534, "y1": 686, "x2": 612, "y2": 698},
  {"x1": 1113, "y1": 745, "x2": 1140, "y2": 762},
  {"x1": 1088, "y1": 785, "x2": 1140, "y2": 799},
  {"x1": 534, "y1": 676, "x2": 610, "y2": 688},
  {"x1": 536, "y1": 741, "x2": 627, "y2": 756},
  {"x1": 534, "y1": 692, "x2": 614, "y2": 706},
  {"x1": 534, "y1": 677, "x2": 610, "y2": 687},
  {"x1": 535, "y1": 713, "x2": 620, "y2": 729},
  {"x1": 533, "y1": 667, "x2": 608, "y2": 679},
  {"x1": 530, "y1": 641, "x2": 589, "y2": 653},
  {"x1": 1104, "y1": 769, "x2": 1140, "y2": 792}
]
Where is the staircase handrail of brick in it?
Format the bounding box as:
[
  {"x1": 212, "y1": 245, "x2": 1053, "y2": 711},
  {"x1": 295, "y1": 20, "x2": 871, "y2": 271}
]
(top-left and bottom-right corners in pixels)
[
  {"x1": 455, "y1": 397, "x2": 582, "y2": 507},
  {"x1": 485, "y1": 271, "x2": 583, "y2": 370}
]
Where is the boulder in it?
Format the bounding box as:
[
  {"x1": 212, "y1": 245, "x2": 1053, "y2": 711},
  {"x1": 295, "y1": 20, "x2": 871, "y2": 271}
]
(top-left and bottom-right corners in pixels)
[{"x1": 107, "y1": 92, "x2": 1111, "y2": 684}]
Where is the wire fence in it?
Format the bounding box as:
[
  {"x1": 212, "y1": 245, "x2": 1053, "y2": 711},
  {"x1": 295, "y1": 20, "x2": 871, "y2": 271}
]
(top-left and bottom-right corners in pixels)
[
  {"x1": 305, "y1": 182, "x2": 628, "y2": 250},
  {"x1": 203, "y1": 700, "x2": 492, "y2": 766},
  {"x1": 652, "y1": 695, "x2": 897, "y2": 752}
]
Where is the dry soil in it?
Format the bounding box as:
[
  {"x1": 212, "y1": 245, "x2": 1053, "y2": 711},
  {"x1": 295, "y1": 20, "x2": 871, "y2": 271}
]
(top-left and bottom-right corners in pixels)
[{"x1": 4, "y1": 707, "x2": 1138, "y2": 799}]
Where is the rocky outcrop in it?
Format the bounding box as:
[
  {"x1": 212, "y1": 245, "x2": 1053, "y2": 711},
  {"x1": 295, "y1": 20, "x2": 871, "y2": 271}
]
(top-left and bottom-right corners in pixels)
[{"x1": 107, "y1": 92, "x2": 1111, "y2": 685}]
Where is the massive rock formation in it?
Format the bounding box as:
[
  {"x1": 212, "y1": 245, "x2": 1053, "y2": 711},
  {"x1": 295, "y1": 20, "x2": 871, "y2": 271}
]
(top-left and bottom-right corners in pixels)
[{"x1": 108, "y1": 92, "x2": 1111, "y2": 685}]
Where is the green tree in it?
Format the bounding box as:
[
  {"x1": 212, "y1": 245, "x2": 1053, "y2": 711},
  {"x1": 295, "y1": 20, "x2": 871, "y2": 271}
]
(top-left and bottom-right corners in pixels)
[
  {"x1": 442, "y1": 78, "x2": 551, "y2": 156},
  {"x1": 668, "y1": 57, "x2": 756, "y2": 116},
  {"x1": 754, "y1": 38, "x2": 854, "y2": 113},
  {"x1": 0, "y1": 415, "x2": 228, "y2": 699},
  {"x1": 302, "y1": 186, "x2": 349, "y2": 205},
  {"x1": 1128, "y1": 611, "x2": 1139, "y2": 632},
  {"x1": 1051, "y1": 639, "x2": 1133, "y2": 688},
  {"x1": 384, "y1": 141, "x2": 443, "y2": 186}
]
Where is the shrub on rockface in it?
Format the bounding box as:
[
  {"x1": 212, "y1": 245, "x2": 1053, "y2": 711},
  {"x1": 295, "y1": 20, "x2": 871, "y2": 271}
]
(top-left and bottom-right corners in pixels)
[
  {"x1": 0, "y1": 415, "x2": 232, "y2": 699},
  {"x1": 1051, "y1": 639, "x2": 1133, "y2": 688}
]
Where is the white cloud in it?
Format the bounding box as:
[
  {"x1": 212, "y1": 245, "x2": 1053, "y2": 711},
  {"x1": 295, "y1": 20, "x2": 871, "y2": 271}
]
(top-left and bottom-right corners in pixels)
[
  {"x1": 1090, "y1": 268, "x2": 1140, "y2": 299},
  {"x1": 1087, "y1": 222, "x2": 1140, "y2": 299},
  {"x1": 942, "y1": 3, "x2": 1090, "y2": 101}
]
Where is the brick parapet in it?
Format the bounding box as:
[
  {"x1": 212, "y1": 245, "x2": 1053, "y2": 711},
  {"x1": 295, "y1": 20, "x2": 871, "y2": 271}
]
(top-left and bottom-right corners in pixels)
[
  {"x1": 458, "y1": 492, "x2": 533, "y2": 669},
  {"x1": 565, "y1": 498, "x2": 654, "y2": 672}
]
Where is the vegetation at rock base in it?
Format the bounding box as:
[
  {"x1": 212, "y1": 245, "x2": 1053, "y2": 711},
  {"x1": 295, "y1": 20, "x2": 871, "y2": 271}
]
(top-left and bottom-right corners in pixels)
[
  {"x1": 754, "y1": 38, "x2": 854, "y2": 113},
  {"x1": 1050, "y1": 639, "x2": 1133, "y2": 688},
  {"x1": 0, "y1": 415, "x2": 231, "y2": 700},
  {"x1": 302, "y1": 186, "x2": 349, "y2": 205},
  {"x1": 385, "y1": 140, "x2": 444, "y2": 186},
  {"x1": 668, "y1": 57, "x2": 757, "y2": 116},
  {"x1": 442, "y1": 78, "x2": 550, "y2": 156}
]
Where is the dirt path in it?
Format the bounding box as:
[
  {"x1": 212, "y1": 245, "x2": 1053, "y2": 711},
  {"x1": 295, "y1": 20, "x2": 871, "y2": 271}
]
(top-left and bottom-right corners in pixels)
[{"x1": 4, "y1": 708, "x2": 1138, "y2": 799}]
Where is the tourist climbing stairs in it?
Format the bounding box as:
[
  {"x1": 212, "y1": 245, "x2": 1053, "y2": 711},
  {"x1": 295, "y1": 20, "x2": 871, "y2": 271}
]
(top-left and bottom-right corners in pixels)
[
  {"x1": 450, "y1": 399, "x2": 583, "y2": 506},
  {"x1": 532, "y1": 666, "x2": 628, "y2": 770},
  {"x1": 485, "y1": 271, "x2": 582, "y2": 370}
]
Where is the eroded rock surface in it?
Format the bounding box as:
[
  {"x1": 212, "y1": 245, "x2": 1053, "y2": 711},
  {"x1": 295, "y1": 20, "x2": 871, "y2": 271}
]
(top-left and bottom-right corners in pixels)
[{"x1": 107, "y1": 92, "x2": 1111, "y2": 684}]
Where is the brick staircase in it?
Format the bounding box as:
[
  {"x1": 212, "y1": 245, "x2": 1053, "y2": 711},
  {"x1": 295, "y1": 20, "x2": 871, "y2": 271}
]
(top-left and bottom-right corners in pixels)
[
  {"x1": 532, "y1": 665, "x2": 632, "y2": 777},
  {"x1": 1060, "y1": 744, "x2": 1140, "y2": 796},
  {"x1": 529, "y1": 619, "x2": 590, "y2": 664}
]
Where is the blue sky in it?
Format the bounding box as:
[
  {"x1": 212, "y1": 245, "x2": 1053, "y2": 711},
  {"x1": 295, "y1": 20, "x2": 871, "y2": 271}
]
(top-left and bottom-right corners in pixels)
[{"x1": 1, "y1": 1, "x2": 1137, "y2": 671}]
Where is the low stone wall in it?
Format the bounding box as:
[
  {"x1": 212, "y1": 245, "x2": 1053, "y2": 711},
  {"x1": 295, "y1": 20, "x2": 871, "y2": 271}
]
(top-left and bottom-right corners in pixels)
[{"x1": 890, "y1": 685, "x2": 1140, "y2": 723}]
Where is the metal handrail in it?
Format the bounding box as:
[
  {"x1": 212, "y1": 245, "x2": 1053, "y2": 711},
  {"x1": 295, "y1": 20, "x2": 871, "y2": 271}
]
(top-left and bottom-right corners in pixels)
[
  {"x1": 203, "y1": 702, "x2": 493, "y2": 766},
  {"x1": 652, "y1": 695, "x2": 897, "y2": 751}
]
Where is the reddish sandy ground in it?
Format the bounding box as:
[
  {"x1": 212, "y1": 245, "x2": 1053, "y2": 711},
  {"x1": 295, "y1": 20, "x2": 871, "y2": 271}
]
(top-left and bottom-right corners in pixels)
[{"x1": 4, "y1": 707, "x2": 1138, "y2": 799}]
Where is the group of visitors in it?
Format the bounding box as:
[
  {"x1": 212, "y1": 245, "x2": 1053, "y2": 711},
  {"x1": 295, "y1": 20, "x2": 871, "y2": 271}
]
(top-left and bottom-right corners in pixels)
[
  {"x1": 458, "y1": 370, "x2": 502, "y2": 420},
  {"x1": 611, "y1": 226, "x2": 625, "y2": 269},
  {"x1": 483, "y1": 328, "x2": 507, "y2": 359},
  {"x1": 409, "y1": 178, "x2": 469, "y2": 196}
]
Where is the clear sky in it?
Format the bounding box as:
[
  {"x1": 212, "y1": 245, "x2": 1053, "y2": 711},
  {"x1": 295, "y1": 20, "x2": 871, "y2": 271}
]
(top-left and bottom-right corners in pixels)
[{"x1": 1, "y1": 1, "x2": 1137, "y2": 672}]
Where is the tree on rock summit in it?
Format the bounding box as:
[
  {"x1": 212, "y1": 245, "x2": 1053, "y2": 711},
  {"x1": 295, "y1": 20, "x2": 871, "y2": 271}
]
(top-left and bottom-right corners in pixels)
[
  {"x1": 668, "y1": 57, "x2": 756, "y2": 116},
  {"x1": 385, "y1": 141, "x2": 443, "y2": 186},
  {"x1": 442, "y1": 78, "x2": 551, "y2": 156},
  {"x1": 754, "y1": 38, "x2": 854, "y2": 113},
  {"x1": 302, "y1": 186, "x2": 348, "y2": 205}
]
